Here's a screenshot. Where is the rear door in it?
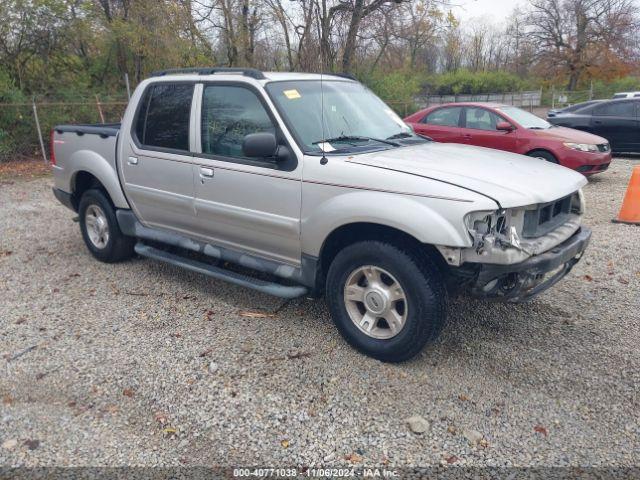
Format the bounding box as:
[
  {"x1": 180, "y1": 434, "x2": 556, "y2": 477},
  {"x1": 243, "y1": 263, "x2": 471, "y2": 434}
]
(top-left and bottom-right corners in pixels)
[
  {"x1": 191, "y1": 82, "x2": 302, "y2": 266},
  {"x1": 413, "y1": 106, "x2": 463, "y2": 142},
  {"x1": 120, "y1": 82, "x2": 198, "y2": 233},
  {"x1": 460, "y1": 106, "x2": 518, "y2": 152},
  {"x1": 591, "y1": 101, "x2": 638, "y2": 152}
]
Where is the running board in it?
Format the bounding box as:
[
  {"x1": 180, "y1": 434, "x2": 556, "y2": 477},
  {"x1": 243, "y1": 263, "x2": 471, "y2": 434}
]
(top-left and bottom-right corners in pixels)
[{"x1": 134, "y1": 243, "x2": 308, "y2": 299}]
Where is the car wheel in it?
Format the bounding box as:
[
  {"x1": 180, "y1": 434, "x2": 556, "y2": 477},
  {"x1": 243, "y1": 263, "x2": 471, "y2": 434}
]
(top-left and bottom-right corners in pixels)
[
  {"x1": 527, "y1": 150, "x2": 558, "y2": 164},
  {"x1": 326, "y1": 241, "x2": 447, "y2": 362},
  {"x1": 79, "y1": 189, "x2": 135, "y2": 263}
]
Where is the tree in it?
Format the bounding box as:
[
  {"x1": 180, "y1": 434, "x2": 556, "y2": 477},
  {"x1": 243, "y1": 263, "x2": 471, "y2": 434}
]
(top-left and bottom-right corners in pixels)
[
  {"x1": 440, "y1": 11, "x2": 462, "y2": 72},
  {"x1": 394, "y1": 0, "x2": 442, "y2": 70},
  {"x1": 0, "y1": 0, "x2": 71, "y2": 91},
  {"x1": 525, "y1": 0, "x2": 638, "y2": 90}
]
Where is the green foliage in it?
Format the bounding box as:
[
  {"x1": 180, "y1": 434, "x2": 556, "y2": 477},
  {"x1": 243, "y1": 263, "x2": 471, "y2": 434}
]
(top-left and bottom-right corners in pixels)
[
  {"x1": 592, "y1": 77, "x2": 640, "y2": 99},
  {"x1": 424, "y1": 70, "x2": 535, "y2": 95},
  {"x1": 0, "y1": 70, "x2": 26, "y2": 103},
  {"x1": 0, "y1": 69, "x2": 29, "y2": 160},
  {"x1": 360, "y1": 70, "x2": 426, "y2": 116}
]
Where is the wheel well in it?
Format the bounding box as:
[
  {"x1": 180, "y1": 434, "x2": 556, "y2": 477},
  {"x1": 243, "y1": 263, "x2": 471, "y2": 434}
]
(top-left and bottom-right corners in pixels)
[
  {"x1": 318, "y1": 223, "x2": 445, "y2": 280},
  {"x1": 72, "y1": 171, "x2": 109, "y2": 209},
  {"x1": 525, "y1": 148, "x2": 558, "y2": 161}
]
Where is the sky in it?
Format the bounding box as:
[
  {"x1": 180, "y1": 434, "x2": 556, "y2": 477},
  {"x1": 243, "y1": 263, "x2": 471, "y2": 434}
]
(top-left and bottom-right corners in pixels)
[{"x1": 451, "y1": 0, "x2": 523, "y2": 22}]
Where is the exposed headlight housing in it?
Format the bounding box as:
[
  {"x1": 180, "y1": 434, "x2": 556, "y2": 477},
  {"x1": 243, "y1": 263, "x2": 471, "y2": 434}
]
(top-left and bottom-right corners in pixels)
[
  {"x1": 464, "y1": 210, "x2": 508, "y2": 237},
  {"x1": 563, "y1": 142, "x2": 598, "y2": 152}
]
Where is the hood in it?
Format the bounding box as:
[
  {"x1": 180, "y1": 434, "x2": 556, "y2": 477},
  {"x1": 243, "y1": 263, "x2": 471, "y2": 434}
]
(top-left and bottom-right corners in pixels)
[
  {"x1": 531, "y1": 126, "x2": 607, "y2": 144},
  {"x1": 346, "y1": 142, "x2": 587, "y2": 208}
]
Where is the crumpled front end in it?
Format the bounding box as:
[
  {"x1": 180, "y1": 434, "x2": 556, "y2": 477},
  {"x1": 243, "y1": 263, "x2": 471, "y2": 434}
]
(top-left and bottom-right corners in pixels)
[{"x1": 438, "y1": 190, "x2": 591, "y2": 302}]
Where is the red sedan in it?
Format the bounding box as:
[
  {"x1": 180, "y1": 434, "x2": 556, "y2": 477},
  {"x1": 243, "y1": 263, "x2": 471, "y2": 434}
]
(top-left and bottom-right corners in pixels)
[{"x1": 404, "y1": 103, "x2": 612, "y2": 175}]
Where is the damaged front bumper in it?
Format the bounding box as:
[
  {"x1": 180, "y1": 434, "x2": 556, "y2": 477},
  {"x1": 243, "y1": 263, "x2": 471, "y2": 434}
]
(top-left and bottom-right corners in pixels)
[{"x1": 467, "y1": 226, "x2": 591, "y2": 302}]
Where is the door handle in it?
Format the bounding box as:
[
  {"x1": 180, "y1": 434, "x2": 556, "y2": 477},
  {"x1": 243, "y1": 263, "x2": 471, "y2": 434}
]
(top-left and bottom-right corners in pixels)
[
  {"x1": 594, "y1": 120, "x2": 603, "y2": 125},
  {"x1": 127, "y1": 156, "x2": 138, "y2": 165},
  {"x1": 199, "y1": 167, "x2": 214, "y2": 178}
]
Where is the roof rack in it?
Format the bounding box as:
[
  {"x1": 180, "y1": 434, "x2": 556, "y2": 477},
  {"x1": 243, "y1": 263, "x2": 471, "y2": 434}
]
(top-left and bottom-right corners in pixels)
[
  {"x1": 150, "y1": 67, "x2": 266, "y2": 80},
  {"x1": 324, "y1": 72, "x2": 357, "y2": 81}
]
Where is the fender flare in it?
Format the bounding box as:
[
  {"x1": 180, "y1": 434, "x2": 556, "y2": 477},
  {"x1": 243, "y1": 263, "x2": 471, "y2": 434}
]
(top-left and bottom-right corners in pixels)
[
  {"x1": 301, "y1": 191, "x2": 472, "y2": 257},
  {"x1": 68, "y1": 149, "x2": 130, "y2": 209}
]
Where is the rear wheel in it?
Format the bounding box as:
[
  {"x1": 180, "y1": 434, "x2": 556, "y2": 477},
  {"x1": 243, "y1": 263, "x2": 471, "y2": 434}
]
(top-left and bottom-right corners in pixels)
[
  {"x1": 326, "y1": 241, "x2": 447, "y2": 362},
  {"x1": 78, "y1": 189, "x2": 135, "y2": 263},
  {"x1": 527, "y1": 150, "x2": 558, "y2": 164}
]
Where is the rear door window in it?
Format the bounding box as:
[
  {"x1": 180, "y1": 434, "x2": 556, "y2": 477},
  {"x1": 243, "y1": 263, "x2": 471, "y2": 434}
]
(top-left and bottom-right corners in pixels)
[
  {"x1": 135, "y1": 83, "x2": 194, "y2": 151},
  {"x1": 463, "y1": 107, "x2": 502, "y2": 131},
  {"x1": 594, "y1": 101, "x2": 636, "y2": 117},
  {"x1": 422, "y1": 107, "x2": 462, "y2": 127}
]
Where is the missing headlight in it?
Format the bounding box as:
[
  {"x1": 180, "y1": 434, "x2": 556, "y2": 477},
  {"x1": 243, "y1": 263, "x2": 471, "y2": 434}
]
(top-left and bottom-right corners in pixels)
[
  {"x1": 466, "y1": 210, "x2": 508, "y2": 237},
  {"x1": 496, "y1": 214, "x2": 507, "y2": 234}
]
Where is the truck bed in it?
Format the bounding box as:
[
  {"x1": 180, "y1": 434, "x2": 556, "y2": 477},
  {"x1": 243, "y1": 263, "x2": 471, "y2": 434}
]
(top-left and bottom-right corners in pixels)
[{"x1": 51, "y1": 122, "x2": 130, "y2": 209}]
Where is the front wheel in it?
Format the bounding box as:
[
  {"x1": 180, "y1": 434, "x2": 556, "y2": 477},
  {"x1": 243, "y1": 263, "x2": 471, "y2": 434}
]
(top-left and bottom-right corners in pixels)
[
  {"x1": 326, "y1": 241, "x2": 447, "y2": 362},
  {"x1": 78, "y1": 189, "x2": 135, "y2": 263},
  {"x1": 527, "y1": 150, "x2": 558, "y2": 164}
]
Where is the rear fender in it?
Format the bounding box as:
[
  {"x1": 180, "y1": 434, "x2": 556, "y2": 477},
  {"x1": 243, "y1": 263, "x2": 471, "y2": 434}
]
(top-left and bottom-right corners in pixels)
[{"x1": 67, "y1": 150, "x2": 129, "y2": 208}]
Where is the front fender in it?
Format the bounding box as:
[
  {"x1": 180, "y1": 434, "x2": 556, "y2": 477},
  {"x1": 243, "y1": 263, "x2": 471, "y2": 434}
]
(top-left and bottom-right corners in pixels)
[{"x1": 301, "y1": 191, "x2": 479, "y2": 257}]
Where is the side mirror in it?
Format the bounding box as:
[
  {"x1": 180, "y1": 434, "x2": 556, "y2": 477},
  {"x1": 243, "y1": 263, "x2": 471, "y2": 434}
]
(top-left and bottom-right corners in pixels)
[
  {"x1": 496, "y1": 121, "x2": 514, "y2": 132},
  {"x1": 242, "y1": 132, "x2": 278, "y2": 158}
]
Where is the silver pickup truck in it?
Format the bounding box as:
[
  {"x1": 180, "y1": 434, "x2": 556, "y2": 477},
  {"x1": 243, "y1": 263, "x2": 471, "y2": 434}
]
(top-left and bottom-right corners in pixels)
[{"x1": 51, "y1": 68, "x2": 591, "y2": 362}]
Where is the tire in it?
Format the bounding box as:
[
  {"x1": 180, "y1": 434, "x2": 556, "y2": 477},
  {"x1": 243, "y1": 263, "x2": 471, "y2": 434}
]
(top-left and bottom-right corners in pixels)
[
  {"x1": 326, "y1": 241, "x2": 447, "y2": 362},
  {"x1": 78, "y1": 189, "x2": 135, "y2": 263},
  {"x1": 527, "y1": 150, "x2": 558, "y2": 164}
]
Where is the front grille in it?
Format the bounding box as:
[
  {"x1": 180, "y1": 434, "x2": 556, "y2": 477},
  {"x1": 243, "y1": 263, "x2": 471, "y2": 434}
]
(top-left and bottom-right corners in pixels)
[
  {"x1": 597, "y1": 143, "x2": 610, "y2": 152},
  {"x1": 522, "y1": 195, "x2": 574, "y2": 238}
]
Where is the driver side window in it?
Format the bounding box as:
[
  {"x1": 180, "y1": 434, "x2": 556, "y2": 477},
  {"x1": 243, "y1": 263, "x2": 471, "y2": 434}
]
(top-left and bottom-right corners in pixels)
[{"x1": 201, "y1": 85, "x2": 275, "y2": 158}]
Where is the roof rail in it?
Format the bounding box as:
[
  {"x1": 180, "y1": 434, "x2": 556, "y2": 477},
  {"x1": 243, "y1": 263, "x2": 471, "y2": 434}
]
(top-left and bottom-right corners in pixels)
[
  {"x1": 323, "y1": 72, "x2": 357, "y2": 81},
  {"x1": 150, "y1": 67, "x2": 266, "y2": 80}
]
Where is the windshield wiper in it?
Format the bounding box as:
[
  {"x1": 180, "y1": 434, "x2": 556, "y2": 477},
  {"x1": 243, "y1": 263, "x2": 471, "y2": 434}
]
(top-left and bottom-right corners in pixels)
[
  {"x1": 312, "y1": 135, "x2": 400, "y2": 147},
  {"x1": 386, "y1": 131, "x2": 414, "y2": 140}
]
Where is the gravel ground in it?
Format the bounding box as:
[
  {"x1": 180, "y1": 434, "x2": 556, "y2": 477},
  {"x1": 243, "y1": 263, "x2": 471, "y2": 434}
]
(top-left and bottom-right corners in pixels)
[{"x1": 1, "y1": 159, "x2": 639, "y2": 469}]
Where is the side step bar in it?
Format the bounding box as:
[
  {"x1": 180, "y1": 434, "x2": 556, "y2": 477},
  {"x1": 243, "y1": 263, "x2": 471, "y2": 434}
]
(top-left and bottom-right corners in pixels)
[{"x1": 134, "y1": 243, "x2": 308, "y2": 299}]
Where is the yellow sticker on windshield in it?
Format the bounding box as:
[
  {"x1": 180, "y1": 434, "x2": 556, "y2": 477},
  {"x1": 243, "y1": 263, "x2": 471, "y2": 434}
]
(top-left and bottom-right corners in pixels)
[{"x1": 283, "y1": 89, "x2": 301, "y2": 99}]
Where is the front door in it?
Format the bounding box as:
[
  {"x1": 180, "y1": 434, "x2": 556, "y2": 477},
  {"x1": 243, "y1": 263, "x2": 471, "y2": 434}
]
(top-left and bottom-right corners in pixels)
[
  {"x1": 191, "y1": 83, "x2": 302, "y2": 266},
  {"x1": 460, "y1": 107, "x2": 518, "y2": 152},
  {"x1": 119, "y1": 82, "x2": 197, "y2": 234}
]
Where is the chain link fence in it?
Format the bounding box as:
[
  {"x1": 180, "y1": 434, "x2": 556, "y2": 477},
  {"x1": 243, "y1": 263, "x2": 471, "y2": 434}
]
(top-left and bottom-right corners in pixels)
[
  {"x1": 549, "y1": 89, "x2": 594, "y2": 110},
  {"x1": 420, "y1": 90, "x2": 543, "y2": 110},
  {"x1": 387, "y1": 90, "x2": 544, "y2": 118},
  {"x1": 0, "y1": 95, "x2": 128, "y2": 163}
]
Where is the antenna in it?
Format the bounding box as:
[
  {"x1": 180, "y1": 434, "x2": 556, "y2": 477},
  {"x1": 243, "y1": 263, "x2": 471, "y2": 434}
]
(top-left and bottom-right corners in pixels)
[
  {"x1": 320, "y1": 71, "x2": 328, "y2": 165},
  {"x1": 319, "y1": 26, "x2": 328, "y2": 165}
]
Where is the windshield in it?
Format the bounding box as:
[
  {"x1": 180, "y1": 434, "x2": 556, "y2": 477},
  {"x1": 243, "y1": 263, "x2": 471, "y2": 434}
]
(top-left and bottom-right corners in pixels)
[
  {"x1": 265, "y1": 80, "x2": 415, "y2": 153},
  {"x1": 497, "y1": 106, "x2": 553, "y2": 129}
]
